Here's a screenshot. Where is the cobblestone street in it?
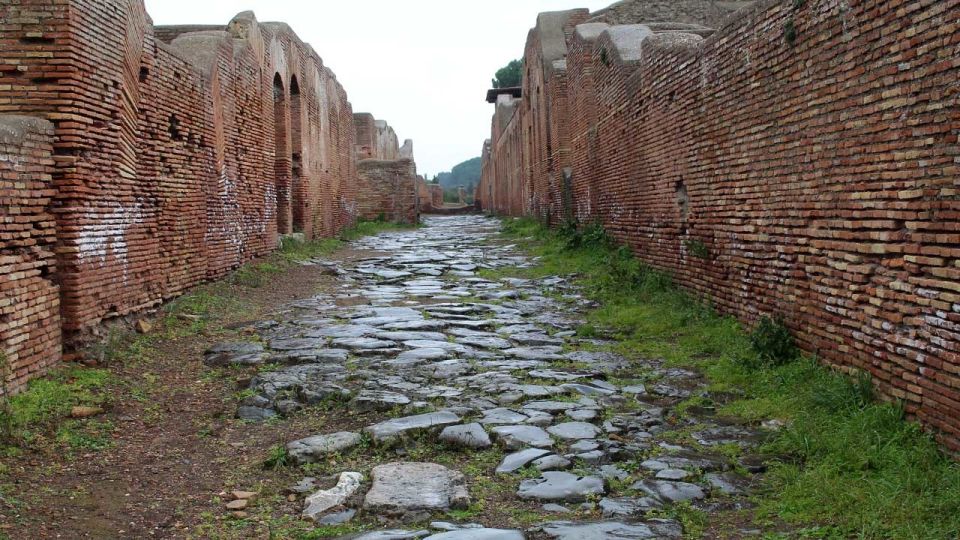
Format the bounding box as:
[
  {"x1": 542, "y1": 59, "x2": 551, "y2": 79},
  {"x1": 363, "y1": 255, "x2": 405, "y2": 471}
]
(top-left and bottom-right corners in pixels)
[{"x1": 207, "y1": 215, "x2": 769, "y2": 539}]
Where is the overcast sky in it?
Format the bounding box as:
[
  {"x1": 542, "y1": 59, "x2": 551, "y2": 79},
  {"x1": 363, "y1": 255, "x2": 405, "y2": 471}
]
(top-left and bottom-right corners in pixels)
[{"x1": 144, "y1": 0, "x2": 611, "y2": 177}]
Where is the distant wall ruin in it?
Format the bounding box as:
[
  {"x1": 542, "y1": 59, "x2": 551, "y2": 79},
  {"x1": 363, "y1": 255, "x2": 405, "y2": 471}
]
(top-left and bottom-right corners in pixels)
[
  {"x1": 478, "y1": 0, "x2": 960, "y2": 451},
  {"x1": 353, "y1": 115, "x2": 421, "y2": 224},
  {"x1": 0, "y1": 1, "x2": 413, "y2": 392},
  {"x1": 356, "y1": 159, "x2": 420, "y2": 225}
]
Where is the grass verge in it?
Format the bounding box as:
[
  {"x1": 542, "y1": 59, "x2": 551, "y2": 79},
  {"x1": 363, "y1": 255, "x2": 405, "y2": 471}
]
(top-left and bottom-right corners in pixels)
[{"x1": 489, "y1": 217, "x2": 960, "y2": 539}]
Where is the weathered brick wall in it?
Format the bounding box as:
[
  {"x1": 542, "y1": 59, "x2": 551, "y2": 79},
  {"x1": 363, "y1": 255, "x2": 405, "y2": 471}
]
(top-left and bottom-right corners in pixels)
[
  {"x1": 356, "y1": 159, "x2": 420, "y2": 225},
  {"x1": 0, "y1": 1, "x2": 362, "y2": 337},
  {"x1": 417, "y1": 178, "x2": 443, "y2": 213},
  {"x1": 353, "y1": 113, "x2": 401, "y2": 161},
  {"x1": 0, "y1": 1, "x2": 426, "y2": 387},
  {"x1": 588, "y1": 0, "x2": 754, "y2": 26},
  {"x1": 0, "y1": 116, "x2": 61, "y2": 393},
  {"x1": 480, "y1": 0, "x2": 960, "y2": 451}
]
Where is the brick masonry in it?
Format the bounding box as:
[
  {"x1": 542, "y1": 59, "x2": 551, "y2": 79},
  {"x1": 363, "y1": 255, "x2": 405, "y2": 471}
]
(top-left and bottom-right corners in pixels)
[
  {"x1": 353, "y1": 115, "x2": 420, "y2": 224},
  {"x1": 0, "y1": 116, "x2": 61, "y2": 393},
  {"x1": 356, "y1": 159, "x2": 420, "y2": 225},
  {"x1": 0, "y1": 1, "x2": 414, "y2": 392},
  {"x1": 477, "y1": 0, "x2": 960, "y2": 451},
  {"x1": 416, "y1": 178, "x2": 443, "y2": 213}
]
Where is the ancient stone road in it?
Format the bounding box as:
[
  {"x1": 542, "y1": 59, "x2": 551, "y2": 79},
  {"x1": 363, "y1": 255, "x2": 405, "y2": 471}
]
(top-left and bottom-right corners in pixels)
[{"x1": 205, "y1": 215, "x2": 769, "y2": 539}]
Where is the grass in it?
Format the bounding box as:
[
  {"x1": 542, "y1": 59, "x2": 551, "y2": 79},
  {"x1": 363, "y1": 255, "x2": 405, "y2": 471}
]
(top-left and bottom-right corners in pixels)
[
  {"x1": 494, "y1": 217, "x2": 960, "y2": 539},
  {"x1": 0, "y1": 366, "x2": 113, "y2": 449}
]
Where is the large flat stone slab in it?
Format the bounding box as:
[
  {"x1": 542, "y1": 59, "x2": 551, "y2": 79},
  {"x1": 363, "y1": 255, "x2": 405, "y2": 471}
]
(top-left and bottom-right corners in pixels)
[
  {"x1": 517, "y1": 472, "x2": 605, "y2": 502},
  {"x1": 424, "y1": 529, "x2": 524, "y2": 540},
  {"x1": 353, "y1": 390, "x2": 412, "y2": 412},
  {"x1": 491, "y1": 425, "x2": 553, "y2": 450},
  {"x1": 363, "y1": 462, "x2": 470, "y2": 520},
  {"x1": 287, "y1": 432, "x2": 362, "y2": 464},
  {"x1": 364, "y1": 411, "x2": 461, "y2": 442},
  {"x1": 539, "y1": 520, "x2": 682, "y2": 539},
  {"x1": 633, "y1": 479, "x2": 706, "y2": 503},
  {"x1": 547, "y1": 422, "x2": 601, "y2": 440},
  {"x1": 439, "y1": 423, "x2": 492, "y2": 449},
  {"x1": 203, "y1": 342, "x2": 267, "y2": 366}
]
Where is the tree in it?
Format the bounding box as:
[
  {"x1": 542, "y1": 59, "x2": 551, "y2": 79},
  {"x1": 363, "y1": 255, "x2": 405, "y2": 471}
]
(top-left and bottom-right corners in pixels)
[
  {"x1": 435, "y1": 157, "x2": 481, "y2": 189},
  {"x1": 492, "y1": 59, "x2": 522, "y2": 89}
]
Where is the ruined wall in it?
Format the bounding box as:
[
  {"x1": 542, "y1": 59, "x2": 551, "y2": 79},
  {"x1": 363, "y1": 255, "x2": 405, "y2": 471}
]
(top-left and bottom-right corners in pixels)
[
  {"x1": 479, "y1": 96, "x2": 525, "y2": 216},
  {"x1": 352, "y1": 115, "x2": 419, "y2": 221},
  {"x1": 354, "y1": 114, "x2": 401, "y2": 161},
  {"x1": 479, "y1": 0, "x2": 960, "y2": 451},
  {"x1": 429, "y1": 184, "x2": 443, "y2": 211},
  {"x1": 0, "y1": 117, "x2": 61, "y2": 394},
  {"x1": 356, "y1": 159, "x2": 419, "y2": 225},
  {"x1": 416, "y1": 177, "x2": 443, "y2": 213},
  {"x1": 588, "y1": 0, "x2": 753, "y2": 26},
  {"x1": 0, "y1": 0, "x2": 393, "y2": 388}
]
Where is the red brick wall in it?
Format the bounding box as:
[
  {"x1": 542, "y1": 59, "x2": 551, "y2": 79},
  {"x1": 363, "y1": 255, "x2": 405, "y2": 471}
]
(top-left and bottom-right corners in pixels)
[
  {"x1": 415, "y1": 178, "x2": 445, "y2": 213},
  {"x1": 480, "y1": 0, "x2": 960, "y2": 451},
  {"x1": 356, "y1": 159, "x2": 420, "y2": 225},
  {"x1": 0, "y1": 116, "x2": 61, "y2": 393},
  {"x1": 430, "y1": 184, "x2": 443, "y2": 211},
  {"x1": 353, "y1": 113, "x2": 402, "y2": 161},
  {"x1": 0, "y1": 1, "x2": 362, "y2": 336}
]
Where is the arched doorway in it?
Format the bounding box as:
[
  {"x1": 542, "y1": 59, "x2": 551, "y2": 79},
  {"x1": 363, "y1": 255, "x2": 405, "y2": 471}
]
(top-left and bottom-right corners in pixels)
[
  {"x1": 289, "y1": 75, "x2": 305, "y2": 234},
  {"x1": 273, "y1": 73, "x2": 292, "y2": 236}
]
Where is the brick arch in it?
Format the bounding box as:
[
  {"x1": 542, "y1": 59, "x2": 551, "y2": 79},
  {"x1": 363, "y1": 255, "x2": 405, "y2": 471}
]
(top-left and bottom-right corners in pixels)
[
  {"x1": 273, "y1": 72, "x2": 291, "y2": 236},
  {"x1": 289, "y1": 74, "x2": 306, "y2": 234}
]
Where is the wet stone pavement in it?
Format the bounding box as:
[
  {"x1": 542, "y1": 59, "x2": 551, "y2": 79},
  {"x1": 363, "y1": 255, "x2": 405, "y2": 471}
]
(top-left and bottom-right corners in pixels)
[{"x1": 205, "y1": 215, "x2": 772, "y2": 539}]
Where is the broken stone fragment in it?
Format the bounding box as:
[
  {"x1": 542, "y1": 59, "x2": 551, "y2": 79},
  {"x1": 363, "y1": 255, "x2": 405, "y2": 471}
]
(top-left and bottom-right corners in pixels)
[
  {"x1": 70, "y1": 406, "x2": 103, "y2": 418},
  {"x1": 225, "y1": 499, "x2": 248, "y2": 510},
  {"x1": 231, "y1": 490, "x2": 256, "y2": 501},
  {"x1": 302, "y1": 471, "x2": 363, "y2": 521},
  {"x1": 496, "y1": 448, "x2": 552, "y2": 474}
]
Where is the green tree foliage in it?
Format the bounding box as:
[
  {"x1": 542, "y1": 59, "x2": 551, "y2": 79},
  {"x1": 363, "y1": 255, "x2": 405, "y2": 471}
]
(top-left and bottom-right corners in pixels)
[
  {"x1": 435, "y1": 157, "x2": 481, "y2": 189},
  {"x1": 492, "y1": 59, "x2": 522, "y2": 88}
]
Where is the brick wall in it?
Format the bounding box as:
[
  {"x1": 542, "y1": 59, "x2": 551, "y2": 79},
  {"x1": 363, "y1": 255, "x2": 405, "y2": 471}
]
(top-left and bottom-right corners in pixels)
[
  {"x1": 0, "y1": 1, "x2": 364, "y2": 336},
  {"x1": 0, "y1": 1, "x2": 408, "y2": 389},
  {"x1": 478, "y1": 0, "x2": 960, "y2": 451},
  {"x1": 0, "y1": 116, "x2": 60, "y2": 394},
  {"x1": 353, "y1": 114, "x2": 402, "y2": 161},
  {"x1": 356, "y1": 159, "x2": 420, "y2": 225},
  {"x1": 417, "y1": 178, "x2": 441, "y2": 213}
]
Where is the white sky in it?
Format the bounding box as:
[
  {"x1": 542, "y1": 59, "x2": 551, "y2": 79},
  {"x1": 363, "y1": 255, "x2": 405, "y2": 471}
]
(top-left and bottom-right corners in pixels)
[{"x1": 144, "y1": 0, "x2": 611, "y2": 177}]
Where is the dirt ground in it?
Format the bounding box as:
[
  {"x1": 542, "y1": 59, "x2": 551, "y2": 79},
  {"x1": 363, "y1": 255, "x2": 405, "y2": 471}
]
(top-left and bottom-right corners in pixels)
[{"x1": 0, "y1": 248, "x2": 392, "y2": 539}]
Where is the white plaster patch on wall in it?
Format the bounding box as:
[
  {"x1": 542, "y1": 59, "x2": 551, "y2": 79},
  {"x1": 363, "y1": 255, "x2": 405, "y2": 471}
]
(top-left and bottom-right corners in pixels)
[
  {"x1": 0, "y1": 153, "x2": 24, "y2": 166},
  {"x1": 75, "y1": 201, "x2": 144, "y2": 283}
]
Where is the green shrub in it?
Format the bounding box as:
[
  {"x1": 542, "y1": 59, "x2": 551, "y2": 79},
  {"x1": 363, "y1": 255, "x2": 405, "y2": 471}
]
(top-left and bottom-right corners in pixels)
[
  {"x1": 683, "y1": 239, "x2": 710, "y2": 259},
  {"x1": 749, "y1": 315, "x2": 797, "y2": 365},
  {"x1": 263, "y1": 443, "x2": 290, "y2": 470}
]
